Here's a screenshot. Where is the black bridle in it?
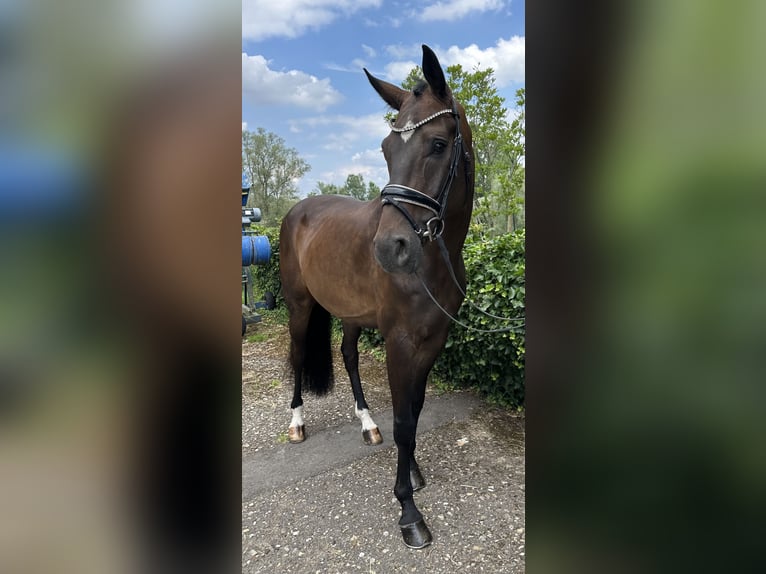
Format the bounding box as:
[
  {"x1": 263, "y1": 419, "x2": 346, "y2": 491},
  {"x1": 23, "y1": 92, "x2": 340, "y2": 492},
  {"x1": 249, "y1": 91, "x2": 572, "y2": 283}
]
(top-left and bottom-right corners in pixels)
[
  {"x1": 381, "y1": 97, "x2": 522, "y2": 331},
  {"x1": 380, "y1": 97, "x2": 467, "y2": 242}
]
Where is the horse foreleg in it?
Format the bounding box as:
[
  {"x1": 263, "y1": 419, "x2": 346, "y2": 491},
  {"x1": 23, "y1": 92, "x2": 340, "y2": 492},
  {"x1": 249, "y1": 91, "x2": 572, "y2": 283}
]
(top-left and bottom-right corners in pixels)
[
  {"x1": 392, "y1": 394, "x2": 431, "y2": 548},
  {"x1": 388, "y1": 347, "x2": 432, "y2": 548},
  {"x1": 408, "y1": 388, "x2": 427, "y2": 491},
  {"x1": 341, "y1": 323, "x2": 383, "y2": 445}
]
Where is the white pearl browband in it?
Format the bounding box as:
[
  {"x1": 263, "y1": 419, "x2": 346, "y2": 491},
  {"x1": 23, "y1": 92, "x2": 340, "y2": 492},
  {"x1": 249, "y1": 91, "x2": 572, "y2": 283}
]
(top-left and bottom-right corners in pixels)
[{"x1": 388, "y1": 108, "x2": 455, "y2": 133}]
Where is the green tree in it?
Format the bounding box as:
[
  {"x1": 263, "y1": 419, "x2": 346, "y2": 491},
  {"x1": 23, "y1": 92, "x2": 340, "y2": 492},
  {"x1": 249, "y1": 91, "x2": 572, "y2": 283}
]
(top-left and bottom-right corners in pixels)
[
  {"x1": 468, "y1": 85, "x2": 525, "y2": 234},
  {"x1": 242, "y1": 128, "x2": 310, "y2": 224},
  {"x1": 344, "y1": 174, "x2": 367, "y2": 200},
  {"x1": 313, "y1": 173, "x2": 380, "y2": 201},
  {"x1": 446, "y1": 66, "x2": 524, "y2": 236},
  {"x1": 504, "y1": 88, "x2": 525, "y2": 232},
  {"x1": 367, "y1": 180, "x2": 381, "y2": 201},
  {"x1": 312, "y1": 181, "x2": 341, "y2": 196}
]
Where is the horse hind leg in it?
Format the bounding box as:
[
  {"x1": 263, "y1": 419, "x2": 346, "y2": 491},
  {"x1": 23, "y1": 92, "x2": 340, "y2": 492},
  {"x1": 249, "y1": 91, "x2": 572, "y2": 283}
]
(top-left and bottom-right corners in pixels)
[
  {"x1": 341, "y1": 323, "x2": 383, "y2": 445},
  {"x1": 288, "y1": 367, "x2": 306, "y2": 443},
  {"x1": 288, "y1": 403, "x2": 305, "y2": 443},
  {"x1": 286, "y1": 300, "x2": 337, "y2": 443},
  {"x1": 356, "y1": 405, "x2": 383, "y2": 445},
  {"x1": 286, "y1": 303, "x2": 312, "y2": 444}
]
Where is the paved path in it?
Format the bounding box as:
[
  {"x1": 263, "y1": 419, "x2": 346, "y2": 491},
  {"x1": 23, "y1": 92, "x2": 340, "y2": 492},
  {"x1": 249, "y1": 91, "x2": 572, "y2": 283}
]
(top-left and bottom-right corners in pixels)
[
  {"x1": 243, "y1": 393, "x2": 483, "y2": 499},
  {"x1": 242, "y1": 388, "x2": 525, "y2": 573}
]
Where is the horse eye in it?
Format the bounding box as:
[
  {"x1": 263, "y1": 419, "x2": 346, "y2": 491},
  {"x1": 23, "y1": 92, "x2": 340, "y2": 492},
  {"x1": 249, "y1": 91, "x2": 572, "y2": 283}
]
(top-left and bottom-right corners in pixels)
[{"x1": 431, "y1": 139, "x2": 447, "y2": 154}]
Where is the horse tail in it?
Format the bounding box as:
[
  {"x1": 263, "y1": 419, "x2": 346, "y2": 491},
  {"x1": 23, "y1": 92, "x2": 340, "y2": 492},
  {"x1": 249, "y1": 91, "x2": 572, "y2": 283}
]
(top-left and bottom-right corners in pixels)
[{"x1": 302, "y1": 303, "x2": 335, "y2": 396}]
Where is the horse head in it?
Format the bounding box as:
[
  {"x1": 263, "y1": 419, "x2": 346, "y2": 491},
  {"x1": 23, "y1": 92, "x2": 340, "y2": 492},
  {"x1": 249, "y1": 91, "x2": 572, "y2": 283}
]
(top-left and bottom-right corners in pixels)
[{"x1": 365, "y1": 45, "x2": 474, "y2": 275}]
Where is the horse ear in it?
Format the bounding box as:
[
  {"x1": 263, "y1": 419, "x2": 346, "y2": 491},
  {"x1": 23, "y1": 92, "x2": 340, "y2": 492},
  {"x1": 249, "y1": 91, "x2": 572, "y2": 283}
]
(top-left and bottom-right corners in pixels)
[
  {"x1": 364, "y1": 68, "x2": 408, "y2": 111},
  {"x1": 421, "y1": 45, "x2": 448, "y2": 99}
]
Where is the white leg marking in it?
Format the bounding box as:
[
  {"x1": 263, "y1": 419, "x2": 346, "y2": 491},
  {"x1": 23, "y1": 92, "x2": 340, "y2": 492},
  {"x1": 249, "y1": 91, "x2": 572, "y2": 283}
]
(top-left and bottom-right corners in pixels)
[
  {"x1": 290, "y1": 405, "x2": 304, "y2": 428},
  {"x1": 354, "y1": 405, "x2": 378, "y2": 431}
]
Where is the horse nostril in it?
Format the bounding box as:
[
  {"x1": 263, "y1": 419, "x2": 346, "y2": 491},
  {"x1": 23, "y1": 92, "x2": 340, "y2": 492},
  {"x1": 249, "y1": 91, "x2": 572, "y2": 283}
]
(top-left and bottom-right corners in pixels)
[
  {"x1": 394, "y1": 237, "x2": 407, "y2": 257},
  {"x1": 391, "y1": 236, "x2": 412, "y2": 265},
  {"x1": 373, "y1": 233, "x2": 421, "y2": 274}
]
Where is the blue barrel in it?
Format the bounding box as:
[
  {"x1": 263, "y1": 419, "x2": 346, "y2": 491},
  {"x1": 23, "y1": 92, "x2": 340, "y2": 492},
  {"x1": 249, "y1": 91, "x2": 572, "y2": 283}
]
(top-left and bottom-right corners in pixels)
[{"x1": 242, "y1": 235, "x2": 271, "y2": 266}]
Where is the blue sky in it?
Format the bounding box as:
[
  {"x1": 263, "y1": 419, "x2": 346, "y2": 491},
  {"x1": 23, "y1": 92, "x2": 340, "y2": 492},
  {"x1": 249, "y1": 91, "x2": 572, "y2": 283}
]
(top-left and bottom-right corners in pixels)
[{"x1": 242, "y1": 0, "x2": 525, "y2": 197}]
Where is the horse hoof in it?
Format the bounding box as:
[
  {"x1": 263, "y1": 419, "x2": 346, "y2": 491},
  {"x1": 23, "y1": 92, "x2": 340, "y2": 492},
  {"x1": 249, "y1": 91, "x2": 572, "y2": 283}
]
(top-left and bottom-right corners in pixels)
[
  {"x1": 288, "y1": 425, "x2": 305, "y2": 443},
  {"x1": 362, "y1": 427, "x2": 383, "y2": 445},
  {"x1": 400, "y1": 519, "x2": 433, "y2": 549},
  {"x1": 410, "y1": 466, "x2": 426, "y2": 491}
]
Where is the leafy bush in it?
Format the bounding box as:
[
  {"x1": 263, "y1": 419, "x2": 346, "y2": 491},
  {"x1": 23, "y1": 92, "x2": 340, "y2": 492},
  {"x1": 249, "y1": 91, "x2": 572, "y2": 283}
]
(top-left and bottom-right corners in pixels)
[
  {"x1": 359, "y1": 328, "x2": 385, "y2": 349},
  {"x1": 245, "y1": 225, "x2": 283, "y2": 307},
  {"x1": 433, "y1": 229, "x2": 525, "y2": 408}
]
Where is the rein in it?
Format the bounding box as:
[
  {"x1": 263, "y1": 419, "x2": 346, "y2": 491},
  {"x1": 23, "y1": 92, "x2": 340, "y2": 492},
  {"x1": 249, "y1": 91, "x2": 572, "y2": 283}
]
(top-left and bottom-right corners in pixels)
[
  {"x1": 424, "y1": 235, "x2": 526, "y2": 333},
  {"x1": 416, "y1": 271, "x2": 525, "y2": 334}
]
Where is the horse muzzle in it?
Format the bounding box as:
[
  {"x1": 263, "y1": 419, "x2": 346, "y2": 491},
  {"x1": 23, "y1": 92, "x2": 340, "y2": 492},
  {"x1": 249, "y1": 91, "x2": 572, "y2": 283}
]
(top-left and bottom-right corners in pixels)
[{"x1": 373, "y1": 232, "x2": 423, "y2": 274}]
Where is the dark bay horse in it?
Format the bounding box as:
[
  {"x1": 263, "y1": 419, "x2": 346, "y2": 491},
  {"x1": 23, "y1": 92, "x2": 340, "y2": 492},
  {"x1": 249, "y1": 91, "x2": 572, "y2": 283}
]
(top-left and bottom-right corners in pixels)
[{"x1": 279, "y1": 45, "x2": 474, "y2": 549}]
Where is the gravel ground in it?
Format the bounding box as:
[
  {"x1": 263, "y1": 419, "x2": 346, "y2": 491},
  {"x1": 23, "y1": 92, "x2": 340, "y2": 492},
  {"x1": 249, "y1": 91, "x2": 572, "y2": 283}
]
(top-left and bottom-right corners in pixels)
[{"x1": 242, "y1": 315, "x2": 525, "y2": 573}]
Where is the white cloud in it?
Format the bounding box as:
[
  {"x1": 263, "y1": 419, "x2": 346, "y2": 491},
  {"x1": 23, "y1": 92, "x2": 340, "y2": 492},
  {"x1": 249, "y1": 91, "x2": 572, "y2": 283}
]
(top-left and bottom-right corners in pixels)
[
  {"x1": 418, "y1": 0, "x2": 505, "y2": 21},
  {"x1": 288, "y1": 113, "x2": 390, "y2": 152},
  {"x1": 361, "y1": 44, "x2": 377, "y2": 58},
  {"x1": 439, "y1": 36, "x2": 524, "y2": 86},
  {"x1": 242, "y1": 53, "x2": 343, "y2": 112},
  {"x1": 297, "y1": 147, "x2": 388, "y2": 196},
  {"x1": 318, "y1": 148, "x2": 389, "y2": 189},
  {"x1": 351, "y1": 148, "x2": 383, "y2": 163},
  {"x1": 323, "y1": 61, "x2": 358, "y2": 73},
  {"x1": 320, "y1": 162, "x2": 388, "y2": 187},
  {"x1": 242, "y1": 122, "x2": 248, "y2": 131},
  {"x1": 381, "y1": 37, "x2": 525, "y2": 88},
  {"x1": 243, "y1": 0, "x2": 382, "y2": 41},
  {"x1": 384, "y1": 43, "x2": 420, "y2": 60},
  {"x1": 347, "y1": 148, "x2": 389, "y2": 185},
  {"x1": 384, "y1": 60, "x2": 419, "y2": 83}
]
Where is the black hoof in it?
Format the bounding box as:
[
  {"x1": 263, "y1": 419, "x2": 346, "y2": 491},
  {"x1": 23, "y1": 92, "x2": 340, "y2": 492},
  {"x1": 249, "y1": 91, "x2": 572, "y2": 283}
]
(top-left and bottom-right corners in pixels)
[
  {"x1": 410, "y1": 466, "x2": 426, "y2": 491},
  {"x1": 400, "y1": 519, "x2": 432, "y2": 549}
]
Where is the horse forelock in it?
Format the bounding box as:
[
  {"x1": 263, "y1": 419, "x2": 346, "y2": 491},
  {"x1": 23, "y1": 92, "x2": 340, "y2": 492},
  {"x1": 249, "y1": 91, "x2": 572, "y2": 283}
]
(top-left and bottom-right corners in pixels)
[
  {"x1": 412, "y1": 79, "x2": 428, "y2": 97},
  {"x1": 410, "y1": 78, "x2": 453, "y2": 106}
]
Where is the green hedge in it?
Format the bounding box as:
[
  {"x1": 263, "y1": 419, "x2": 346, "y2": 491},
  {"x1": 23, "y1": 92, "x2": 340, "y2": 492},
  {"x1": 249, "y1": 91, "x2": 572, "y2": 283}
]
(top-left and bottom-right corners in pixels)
[
  {"x1": 433, "y1": 230, "x2": 526, "y2": 408},
  {"x1": 245, "y1": 225, "x2": 283, "y2": 307}
]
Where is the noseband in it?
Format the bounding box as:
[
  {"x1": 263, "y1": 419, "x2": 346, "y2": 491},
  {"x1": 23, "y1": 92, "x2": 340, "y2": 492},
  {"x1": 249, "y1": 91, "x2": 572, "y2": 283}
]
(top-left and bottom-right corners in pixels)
[{"x1": 380, "y1": 98, "x2": 467, "y2": 242}]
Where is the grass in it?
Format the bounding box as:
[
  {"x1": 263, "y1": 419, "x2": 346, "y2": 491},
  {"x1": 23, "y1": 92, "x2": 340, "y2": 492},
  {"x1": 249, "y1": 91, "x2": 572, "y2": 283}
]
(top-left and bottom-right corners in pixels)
[
  {"x1": 264, "y1": 305, "x2": 290, "y2": 325},
  {"x1": 428, "y1": 373, "x2": 463, "y2": 396},
  {"x1": 246, "y1": 332, "x2": 269, "y2": 343},
  {"x1": 243, "y1": 306, "x2": 290, "y2": 344}
]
